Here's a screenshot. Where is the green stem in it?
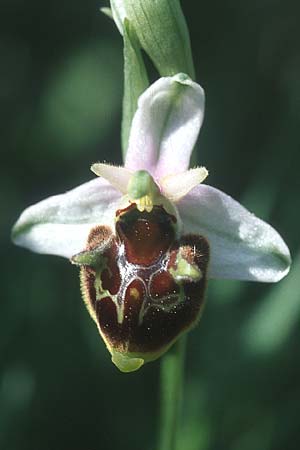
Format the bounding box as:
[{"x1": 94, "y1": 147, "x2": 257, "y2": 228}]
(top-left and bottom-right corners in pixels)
[{"x1": 158, "y1": 336, "x2": 187, "y2": 450}]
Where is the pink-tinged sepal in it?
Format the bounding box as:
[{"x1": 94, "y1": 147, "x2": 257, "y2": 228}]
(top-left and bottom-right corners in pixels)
[{"x1": 125, "y1": 74, "x2": 205, "y2": 179}]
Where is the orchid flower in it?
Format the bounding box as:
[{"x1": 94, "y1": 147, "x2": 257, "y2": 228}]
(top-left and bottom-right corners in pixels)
[{"x1": 12, "y1": 73, "x2": 291, "y2": 372}]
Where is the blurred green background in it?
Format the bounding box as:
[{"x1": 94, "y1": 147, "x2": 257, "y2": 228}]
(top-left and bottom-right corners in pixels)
[{"x1": 1, "y1": 1, "x2": 300, "y2": 449}]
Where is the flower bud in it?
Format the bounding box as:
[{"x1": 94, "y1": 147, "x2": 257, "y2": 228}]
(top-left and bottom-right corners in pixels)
[{"x1": 110, "y1": 0, "x2": 195, "y2": 79}]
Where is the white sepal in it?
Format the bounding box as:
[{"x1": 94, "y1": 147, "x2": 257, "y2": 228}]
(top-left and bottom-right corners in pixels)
[
  {"x1": 177, "y1": 184, "x2": 291, "y2": 282},
  {"x1": 12, "y1": 178, "x2": 121, "y2": 258}
]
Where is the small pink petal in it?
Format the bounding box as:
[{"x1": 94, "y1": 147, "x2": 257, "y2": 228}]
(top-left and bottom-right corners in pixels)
[
  {"x1": 160, "y1": 167, "x2": 208, "y2": 202},
  {"x1": 91, "y1": 162, "x2": 132, "y2": 193}
]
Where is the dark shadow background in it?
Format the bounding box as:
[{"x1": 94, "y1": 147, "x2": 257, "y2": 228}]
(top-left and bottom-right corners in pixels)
[{"x1": 1, "y1": 1, "x2": 300, "y2": 449}]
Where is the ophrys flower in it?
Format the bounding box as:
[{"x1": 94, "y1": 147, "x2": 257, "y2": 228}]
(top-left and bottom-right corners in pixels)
[{"x1": 12, "y1": 74, "x2": 291, "y2": 372}]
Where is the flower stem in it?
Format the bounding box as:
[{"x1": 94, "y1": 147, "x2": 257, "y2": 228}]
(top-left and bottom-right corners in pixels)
[{"x1": 158, "y1": 336, "x2": 187, "y2": 450}]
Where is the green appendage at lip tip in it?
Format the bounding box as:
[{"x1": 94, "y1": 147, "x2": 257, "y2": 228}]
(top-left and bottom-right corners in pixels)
[{"x1": 111, "y1": 351, "x2": 144, "y2": 373}]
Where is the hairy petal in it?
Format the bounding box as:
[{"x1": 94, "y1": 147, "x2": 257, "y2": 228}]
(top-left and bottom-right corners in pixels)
[
  {"x1": 160, "y1": 167, "x2": 208, "y2": 202},
  {"x1": 125, "y1": 74, "x2": 205, "y2": 179},
  {"x1": 91, "y1": 163, "x2": 132, "y2": 193},
  {"x1": 12, "y1": 178, "x2": 121, "y2": 258},
  {"x1": 177, "y1": 185, "x2": 291, "y2": 282}
]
